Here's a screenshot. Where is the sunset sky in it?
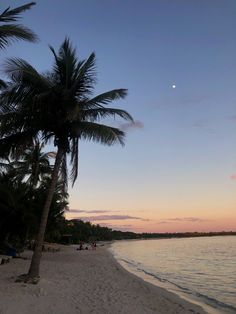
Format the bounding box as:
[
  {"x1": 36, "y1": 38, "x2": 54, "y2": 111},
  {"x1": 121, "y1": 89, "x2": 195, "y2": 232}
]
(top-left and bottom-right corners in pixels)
[{"x1": 1, "y1": 0, "x2": 236, "y2": 232}]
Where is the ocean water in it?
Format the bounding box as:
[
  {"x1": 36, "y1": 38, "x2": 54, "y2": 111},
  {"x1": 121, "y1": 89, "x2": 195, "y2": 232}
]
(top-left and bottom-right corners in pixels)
[{"x1": 110, "y1": 236, "x2": 236, "y2": 314}]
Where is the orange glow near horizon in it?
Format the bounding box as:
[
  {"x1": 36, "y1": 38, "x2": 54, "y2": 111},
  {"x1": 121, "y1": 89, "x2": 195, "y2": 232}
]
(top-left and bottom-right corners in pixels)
[
  {"x1": 66, "y1": 173, "x2": 236, "y2": 234},
  {"x1": 65, "y1": 201, "x2": 236, "y2": 233}
]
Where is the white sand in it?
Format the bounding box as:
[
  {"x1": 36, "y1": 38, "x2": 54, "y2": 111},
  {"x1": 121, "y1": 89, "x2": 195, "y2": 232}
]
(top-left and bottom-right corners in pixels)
[{"x1": 0, "y1": 245, "x2": 207, "y2": 314}]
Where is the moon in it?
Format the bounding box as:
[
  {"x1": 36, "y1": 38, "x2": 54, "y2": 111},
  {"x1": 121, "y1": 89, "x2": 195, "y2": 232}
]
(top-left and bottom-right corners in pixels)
[{"x1": 172, "y1": 85, "x2": 176, "y2": 89}]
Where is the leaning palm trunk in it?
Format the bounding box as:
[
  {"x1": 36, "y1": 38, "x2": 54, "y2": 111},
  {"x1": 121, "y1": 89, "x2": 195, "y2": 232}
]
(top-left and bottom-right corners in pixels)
[{"x1": 26, "y1": 146, "x2": 64, "y2": 281}]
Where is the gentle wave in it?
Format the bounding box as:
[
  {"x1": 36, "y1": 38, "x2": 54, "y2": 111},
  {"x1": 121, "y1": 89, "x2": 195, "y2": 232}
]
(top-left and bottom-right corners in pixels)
[
  {"x1": 133, "y1": 261, "x2": 236, "y2": 312},
  {"x1": 111, "y1": 237, "x2": 236, "y2": 314}
]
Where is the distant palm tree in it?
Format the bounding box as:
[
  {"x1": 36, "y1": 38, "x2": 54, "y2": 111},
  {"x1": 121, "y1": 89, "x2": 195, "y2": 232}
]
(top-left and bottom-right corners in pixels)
[
  {"x1": 0, "y1": 141, "x2": 53, "y2": 188},
  {"x1": 11, "y1": 142, "x2": 53, "y2": 188},
  {"x1": 0, "y1": 38, "x2": 133, "y2": 282},
  {"x1": 0, "y1": 143, "x2": 53, "y2": 248}
]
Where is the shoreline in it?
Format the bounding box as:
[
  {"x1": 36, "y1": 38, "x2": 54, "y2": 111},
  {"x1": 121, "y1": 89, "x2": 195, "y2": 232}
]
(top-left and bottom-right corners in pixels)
[
  {"x1": 108, "y1": 244, "x2": 218, "y2": 314},
  {"x1": 106, "y1": 242, "x2": 212, "y2": 314},
  {"x1": 0, "y1": 244, "x2": 207, "y2": 314},
  {"x1": 108, "y1": 238, "x2": 236, "y2": 314}
]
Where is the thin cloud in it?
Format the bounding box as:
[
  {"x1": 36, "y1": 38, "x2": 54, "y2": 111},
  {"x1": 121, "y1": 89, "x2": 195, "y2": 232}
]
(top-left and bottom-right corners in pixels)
[
  {"x1": 229, "y1": 115, "x2": 236, "y2": 121},
  {"x1": 180, "y1": 95, "x2": 208, "y2": 105},
  {"x1": 99, "y1": 223, "x2": 142, "y2": 232},
  {"x1": 72, "y1": 215, "x2": 148, "y2": 221},
  {"x1": 157, "y1": 217, "x2": 209, "y2": 224},
  {"x1": 153, "y1": 95, "x2": 209, "y2": 109},
  {"x1": 99, "y1": 223, "x2": 134, "y2": 229},
  {"x1": 192, "y1": 119, "x2": 215, "y2": 133},
  {"x1": 230, "y1": 175, "x2": 236, "y2": 180},
  {"x1": 67, "y1": 209, "x2": 111, "y2": 214},
  {"x1": 193, "y1": 120, "x2": 207, "y2": 128},
  {"x1": 119, "y1": 120, "x2": 144, "y2": 132},
  {"x1": 99, "y1": 223, "x2": 133, "y2": 228}
]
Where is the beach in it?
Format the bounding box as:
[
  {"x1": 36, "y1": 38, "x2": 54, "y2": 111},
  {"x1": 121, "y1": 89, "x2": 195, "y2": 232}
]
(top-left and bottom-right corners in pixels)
[{"x1": 0, "y1": 245, "x2": 206, "y2": 314}]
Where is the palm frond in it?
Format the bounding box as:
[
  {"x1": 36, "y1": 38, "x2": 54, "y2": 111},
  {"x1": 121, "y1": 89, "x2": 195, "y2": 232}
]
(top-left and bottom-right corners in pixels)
[
  {"x1": 0, "y1": 2, "x2": 36, "y2": 22},
  {"x1": 82, "y1": 89, "x2": 128, "y2": 110},
  {"x1": 49, "y1": 45, "x2": 63, "y2": 83},
  {"x1": 70, "y1": 51, "x2": 96, "y2": 97},
  {"x1": 78, "y1": 122, "x2": 125, "y2": 146},
  {"x1": 82, "y1": 107, "x2": 133, "y2": 122},
  {"x1": 0, "y1": 131, "x2": 36, "y2": 158},
  {"x1": 68, "y1": 89, "x2": 130, "y2": 121},
  {"x1": 3, "y1": 58, "x2": 51, "y2": 108},
  {"x1": 4, "y1": 58, "x2": 49, "y2": 88},
  {"x1": 0, "y1": 24, "x2": 37, "y2": 48},
  {"x1": 50, "y1": 38, "x2": 78, "y2": 88},
  {"x1": 5, "y1": 141, "x2": 53, "y2": 187},
  {"x1": 0, "y1": 110, "x2": 23, "y2": 137}
]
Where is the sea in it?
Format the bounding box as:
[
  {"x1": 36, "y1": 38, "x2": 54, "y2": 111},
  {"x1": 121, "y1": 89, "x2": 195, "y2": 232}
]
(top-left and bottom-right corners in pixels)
[{"x1": 110, "y1": 236, "x2": 236, "y2": 314}]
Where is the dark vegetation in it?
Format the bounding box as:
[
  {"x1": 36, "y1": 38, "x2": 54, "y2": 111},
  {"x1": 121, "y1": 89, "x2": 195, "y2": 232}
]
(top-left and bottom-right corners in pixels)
[{"x1": 61, "y1": 221, "x2": 236, "y2": 243}]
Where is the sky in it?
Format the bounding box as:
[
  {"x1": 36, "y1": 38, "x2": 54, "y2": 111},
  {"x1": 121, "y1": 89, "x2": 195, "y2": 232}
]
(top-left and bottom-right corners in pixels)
[{"x1": 1, "y1": 0, "x2": 236, "y2": 233}]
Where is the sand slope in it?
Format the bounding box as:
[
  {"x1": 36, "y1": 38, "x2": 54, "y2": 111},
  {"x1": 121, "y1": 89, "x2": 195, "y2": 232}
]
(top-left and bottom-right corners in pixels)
[{"x1": 0, "y1": 245, "x2": 206, "y2": 314}]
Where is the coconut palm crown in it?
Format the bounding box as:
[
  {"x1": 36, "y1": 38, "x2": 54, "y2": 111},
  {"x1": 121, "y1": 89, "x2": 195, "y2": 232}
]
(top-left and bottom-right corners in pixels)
[{"x1": 0, "y1": 38, "x2": 133, "y2": 281}]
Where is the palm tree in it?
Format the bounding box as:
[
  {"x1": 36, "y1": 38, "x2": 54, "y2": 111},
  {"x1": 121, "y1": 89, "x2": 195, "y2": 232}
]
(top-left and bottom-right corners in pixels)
[
  {"x1": 5, "y1": 142, "x2": 54, "y2": 244},
  {"x1": 10, "y1": 141, "x2": 53, "y2": 188},
  {"x1": 0, "y1": 143, "x2": 53, "y2": 248},
  {"x1": 0, "y1": 38, "x2": 133, "y2": 282},
  {"x1": 0, "y1": 2, "x2": 38, "y2": 49}
]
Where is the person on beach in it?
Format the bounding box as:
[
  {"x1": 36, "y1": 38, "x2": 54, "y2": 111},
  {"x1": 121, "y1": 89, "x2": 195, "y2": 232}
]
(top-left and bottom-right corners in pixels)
[
  {"x1": 77, "y1": 242, "x2": 84, "y2": 250},
  {"x1": 91, "y1": 242, "x2": 96, "y2": 250}
]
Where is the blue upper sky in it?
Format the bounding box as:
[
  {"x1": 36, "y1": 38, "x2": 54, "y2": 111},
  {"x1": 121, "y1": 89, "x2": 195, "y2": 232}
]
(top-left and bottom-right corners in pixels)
[{"x1": 1, "y1": 0, "x2": 236, "y2": 232}]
